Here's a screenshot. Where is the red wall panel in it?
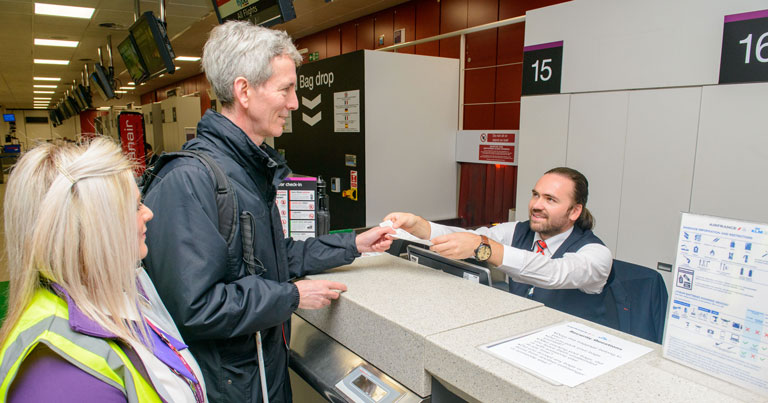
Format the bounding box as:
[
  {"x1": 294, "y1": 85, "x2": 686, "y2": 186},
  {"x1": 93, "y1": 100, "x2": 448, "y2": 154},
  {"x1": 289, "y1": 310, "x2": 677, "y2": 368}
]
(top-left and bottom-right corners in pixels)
[
  {"x1": 494, "y1": 103, "x2": 520, "y2": 130},
  {"x1": 494, "y1": 63, "x2": 522, "y2": 103},
  {"x1": 356, "y1": 17, "x2": 375, "y2": 50},
  {"x1": 393, "y1": 3, "x2": 416, "y2": 54},
  {"x1": 463, "y1": 105, "x2": 494, "y2": 130},
  {"x1": 414, "y1": 0, "x2": 440, "y2": 56},
  {"x1": 374, "y1": 10, "x2": 394, "y2": 49},
  {"x1": 439, "y1": 0, "x2": 467, "y2": 58},
  {"x1": 327, "y1": 27, "x2": 341, "y2": 58},
  {"x1": 464, "y1": 68, "x2": 496, "y2": 104},
  {"x1": 341, "y1": 21, "x2": 357, "y2": 54}
]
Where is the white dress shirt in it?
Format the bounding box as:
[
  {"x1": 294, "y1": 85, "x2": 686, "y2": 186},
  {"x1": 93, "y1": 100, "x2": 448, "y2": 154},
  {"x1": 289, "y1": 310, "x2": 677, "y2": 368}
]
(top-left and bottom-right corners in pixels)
[{"x1": 429, "y1": 221, "x2": 613, "y2": 294}]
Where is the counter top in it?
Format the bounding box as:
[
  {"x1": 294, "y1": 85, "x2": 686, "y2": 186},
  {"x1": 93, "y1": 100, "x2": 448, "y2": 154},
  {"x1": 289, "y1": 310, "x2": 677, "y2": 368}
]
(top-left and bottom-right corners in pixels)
[
  {"x1": 296, "y1": 254, "x2": 764, "y2": 402},
  {"x1": 424, "y1": 307, "x2": 762, "y2": 403},
  {"x1": 296, "y1": 254, "x2": 541, "y2": 397}
]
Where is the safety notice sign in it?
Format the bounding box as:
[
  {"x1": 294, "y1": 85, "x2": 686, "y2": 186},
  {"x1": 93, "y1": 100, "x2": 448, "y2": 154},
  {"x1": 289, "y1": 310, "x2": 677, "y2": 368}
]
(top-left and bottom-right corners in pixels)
[{"x1": 456, "y1": 130, "x2": 518, "y2": 166}]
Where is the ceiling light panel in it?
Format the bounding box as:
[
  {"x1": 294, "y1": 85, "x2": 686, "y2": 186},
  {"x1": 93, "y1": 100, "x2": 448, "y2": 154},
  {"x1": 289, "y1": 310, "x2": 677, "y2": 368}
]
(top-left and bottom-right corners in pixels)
[
  {"x1": 34, "y1": 77, "x2": 61, "y2": 81},
  {"x1": 34, "y1": 38, "x2": 79, "y2": 47},
  {"x1": 34, "y1": 84, "x2": 57, "y2": 88},
  {"x1": 34, "y1": 59, "x2": 69, "y2": 65},
  {"x1": 35, "y1": 3, "x2": 95, "y2": 19},
  {"x1": 175, "y1": 56, "x2": 200, "y2": 61},
  {"x1": 34, "y1": 90, "x2": 55, "y2": 94}
]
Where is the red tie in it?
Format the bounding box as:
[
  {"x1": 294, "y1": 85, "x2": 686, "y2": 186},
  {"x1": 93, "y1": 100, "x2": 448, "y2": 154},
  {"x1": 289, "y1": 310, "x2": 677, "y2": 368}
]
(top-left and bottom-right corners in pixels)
[{"x1": 535, "y1": 240, "x2": 547, "y2": 255}]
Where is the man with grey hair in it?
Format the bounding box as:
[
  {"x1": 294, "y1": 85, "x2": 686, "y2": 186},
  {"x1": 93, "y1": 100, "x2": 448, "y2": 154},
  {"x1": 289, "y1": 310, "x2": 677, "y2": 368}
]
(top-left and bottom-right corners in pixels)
[{"x1": 143, "y1": 21, "x2": 393, "y2": 402}]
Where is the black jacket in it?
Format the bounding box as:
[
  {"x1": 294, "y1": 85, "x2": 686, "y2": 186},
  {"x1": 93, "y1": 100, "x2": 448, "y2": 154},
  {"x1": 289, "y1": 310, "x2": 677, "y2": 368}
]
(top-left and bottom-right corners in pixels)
[{"x1": 143, "y1": 109, "x2": 359, "y2": 402}]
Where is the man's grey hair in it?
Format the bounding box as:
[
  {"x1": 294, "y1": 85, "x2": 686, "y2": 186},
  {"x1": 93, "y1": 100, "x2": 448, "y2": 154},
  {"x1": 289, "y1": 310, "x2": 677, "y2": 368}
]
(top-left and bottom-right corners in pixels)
[{"x1": 202, "y1": 21, "x2": 302, "y2": 106}]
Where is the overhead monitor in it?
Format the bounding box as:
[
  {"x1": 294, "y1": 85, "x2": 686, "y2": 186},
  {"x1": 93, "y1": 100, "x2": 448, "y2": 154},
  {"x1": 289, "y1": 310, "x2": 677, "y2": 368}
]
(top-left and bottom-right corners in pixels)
[
  {"x1": 48, "y1": 109, "x2": 61, "y2": 127},
  {"x1": 60, "y1": 101, "x2": 74, "y2": 119},
  {"x1": 211, "y1": 0, "x2": 296, "y2": 27},
  {"x1": 3, "y1": 113, "x2": 15, "y2": 122},
  {"x1": 76, "y1": 84, "x2": 93, "y2": 109},
  {"x1": 129, "y1": 11, "x2": 175, "y2": 78},
  {"x1": 90, "y1": 63, "x2": 116, "y2": 101},
  {"x1": 118, "y1": 33, "x2": 150, "y2": 84},
  {"x1": 72, "y1": 88, "x2": 87, "y2": 111},
  {"x1": 406, "y1": 245, "x2": 492, "y2": 286},
  {"x1": 66, "y1": 96, "x2": 81, "y2": 115}
]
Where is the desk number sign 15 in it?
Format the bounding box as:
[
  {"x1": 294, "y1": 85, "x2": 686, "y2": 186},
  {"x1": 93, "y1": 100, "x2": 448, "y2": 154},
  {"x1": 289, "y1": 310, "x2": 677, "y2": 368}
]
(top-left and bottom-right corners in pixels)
[
  {"x1": 719, "y1": 9, "x2": 768, "y2": 84},
  {"x1": 522, "y1": 40, "x2": 563, "y2": 96}
]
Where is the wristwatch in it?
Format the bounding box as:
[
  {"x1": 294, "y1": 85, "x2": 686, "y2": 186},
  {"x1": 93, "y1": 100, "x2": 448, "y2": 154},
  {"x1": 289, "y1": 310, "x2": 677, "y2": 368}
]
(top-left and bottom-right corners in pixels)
[{"x1": 474, "y1": 235, "x2": 492, "y2": 261}]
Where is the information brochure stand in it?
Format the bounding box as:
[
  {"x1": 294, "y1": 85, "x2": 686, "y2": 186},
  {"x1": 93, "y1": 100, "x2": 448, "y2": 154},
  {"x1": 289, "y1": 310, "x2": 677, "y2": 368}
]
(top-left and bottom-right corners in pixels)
[
  {"x1": 277, "y1": 177, "x2": 318, "y2": 241},
  {"x1": 663, "y1": 213, "x2": 768, "y2": 397}
]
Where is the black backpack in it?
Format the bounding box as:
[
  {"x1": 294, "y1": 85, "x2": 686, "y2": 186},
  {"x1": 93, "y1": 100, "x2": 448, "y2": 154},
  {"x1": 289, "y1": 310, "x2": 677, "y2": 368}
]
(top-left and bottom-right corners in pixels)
[
  {"x1": 142, "y1": 150, "x2": 237, "y2": 245},
  {"x1": 141, "y1": 150, "x2": 268, "y2": 277}
]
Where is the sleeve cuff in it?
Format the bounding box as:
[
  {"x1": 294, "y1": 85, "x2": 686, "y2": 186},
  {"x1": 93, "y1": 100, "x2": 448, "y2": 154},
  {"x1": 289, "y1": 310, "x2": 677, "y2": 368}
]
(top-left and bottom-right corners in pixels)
[
  {"x1": 290, "y1": 282, "x2": 301, "y2": 311},
  {"x1": 343, "y1": 231, "x2": 362, "y2": 260}
]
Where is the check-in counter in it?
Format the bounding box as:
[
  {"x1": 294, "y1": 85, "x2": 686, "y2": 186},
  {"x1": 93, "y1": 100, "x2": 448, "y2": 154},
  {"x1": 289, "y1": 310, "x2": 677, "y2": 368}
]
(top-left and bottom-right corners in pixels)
[{"x1": 293, "y1": 254, "x2": 764, "y2": 402}]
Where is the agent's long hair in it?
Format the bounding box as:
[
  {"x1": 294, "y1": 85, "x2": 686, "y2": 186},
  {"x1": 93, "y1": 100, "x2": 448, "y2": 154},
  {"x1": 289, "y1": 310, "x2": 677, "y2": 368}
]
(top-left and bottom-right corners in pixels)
[{"x1": 1, "y1": 138, "x2": 149, "y2": 346}]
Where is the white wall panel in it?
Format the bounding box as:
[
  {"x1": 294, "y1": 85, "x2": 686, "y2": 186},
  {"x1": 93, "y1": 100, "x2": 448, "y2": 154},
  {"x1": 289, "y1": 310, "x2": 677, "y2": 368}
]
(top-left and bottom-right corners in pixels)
[
  {"x1": 691, "y1": 82, "x2": 768, "y2": 224},
  {"x1": 515, "y1": 94, "x2": 570, "y2": 221},
  {"x1": 565, "y1": 91, "x2": 629, "y2": 253},
  {"x1": 525, "y1": 0, "x2": 768, "y2": 92},
  {"x1": 616, "y1": 87, "x2": 702, "y2": 293},
  {"x1": 365, "y1": 51, "x2": 459, "y2": 225}
]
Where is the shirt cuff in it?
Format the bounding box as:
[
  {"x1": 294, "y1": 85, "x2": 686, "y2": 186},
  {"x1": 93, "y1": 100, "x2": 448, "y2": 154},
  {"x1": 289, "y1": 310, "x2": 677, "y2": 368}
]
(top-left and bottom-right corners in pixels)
[{"x1": 501, "y1": 244, "x2": 527, "y2": 274}]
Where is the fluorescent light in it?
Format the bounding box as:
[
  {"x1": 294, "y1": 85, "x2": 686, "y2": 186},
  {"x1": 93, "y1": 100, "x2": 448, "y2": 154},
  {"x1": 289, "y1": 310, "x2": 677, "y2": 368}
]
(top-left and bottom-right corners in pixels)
[
  {"x1": 34, "y1": 97, "x2": 52, "y2": 100},
  {"x1": 159, "y1": 74, "x2": 165, "y2": 78},
  {"x1": 34, "y1": 59, "x2": 69, "y2": 65},
  {"x1": 35, "y1": 3, "x2": 94, "y2": 19},
  {"x1": 34, "y1": 38, "x2": 78, "y2": 47},
  {"x1": 128, "y1": 82, "x2": 135, "y2": 85},
  {"x1": 119, "y1": 86, "x2": 135, "y2": 90},
  {"x1": 34, "y1": 84, "x2": 57, "y2": 88},
  {"x1": 34, "y1": 76, "x2": 61, "y2": 81},
  {"x1": 97, "y1": 107, "x2": 110, "y2": 110},
  {"x1": 34, "y1": 90, "x2": 55, "y2": 94},
  {"x1": 175, "y1": 66, "x2": 181, "y2": 70},
  {"x1": 115, "y1": 90, "x2": 128, "y2": 93},
  {"x1": 175, "y1": 56, "x2": 200, "y2": 62},
  {"x1": 34, "y1": 106, "x2": 48, "y2": 109}
]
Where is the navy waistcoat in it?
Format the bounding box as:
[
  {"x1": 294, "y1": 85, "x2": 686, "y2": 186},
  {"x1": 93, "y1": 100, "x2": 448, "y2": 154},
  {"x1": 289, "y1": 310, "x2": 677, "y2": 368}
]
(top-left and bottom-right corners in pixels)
[{"x1": 508, "y1": 221, "x2": 619, "y2": 329}]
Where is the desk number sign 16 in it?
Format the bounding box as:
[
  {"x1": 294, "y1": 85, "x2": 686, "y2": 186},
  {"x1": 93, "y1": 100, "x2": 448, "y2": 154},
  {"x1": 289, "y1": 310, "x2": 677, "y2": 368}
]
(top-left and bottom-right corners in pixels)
[{"x1": 719, "y1": 9, "x2": 768, "y2": 84}]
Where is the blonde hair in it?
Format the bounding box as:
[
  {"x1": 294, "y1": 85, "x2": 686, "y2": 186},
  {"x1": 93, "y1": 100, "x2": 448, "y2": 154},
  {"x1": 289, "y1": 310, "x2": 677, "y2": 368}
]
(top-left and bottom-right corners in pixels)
[{"x1": 1, "y1": 138, "x2": 149, "y2": 346}]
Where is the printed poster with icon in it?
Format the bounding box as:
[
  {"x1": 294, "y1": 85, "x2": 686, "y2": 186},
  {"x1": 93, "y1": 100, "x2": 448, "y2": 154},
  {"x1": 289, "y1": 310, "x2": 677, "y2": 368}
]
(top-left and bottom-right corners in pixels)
[
  {"x1": 663, "y1": 213, "x2": 768, "y2": 397},
  {"x1": 276, "y1": 177, "x2": 317, "y2": 241}
]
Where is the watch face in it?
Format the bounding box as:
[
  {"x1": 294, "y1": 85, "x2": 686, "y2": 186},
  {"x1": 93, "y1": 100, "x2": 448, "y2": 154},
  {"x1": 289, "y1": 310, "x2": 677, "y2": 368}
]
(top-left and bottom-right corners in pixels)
[{"x1": 476, "y1": 244, "x2": 492, "y2": 261}]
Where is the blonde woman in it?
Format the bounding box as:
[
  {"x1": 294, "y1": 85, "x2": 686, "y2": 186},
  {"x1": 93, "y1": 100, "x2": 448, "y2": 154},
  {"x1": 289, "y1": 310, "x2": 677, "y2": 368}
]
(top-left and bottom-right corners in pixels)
[{"x1": 0, "y1": 139, "x2": 206, "y2": 402}]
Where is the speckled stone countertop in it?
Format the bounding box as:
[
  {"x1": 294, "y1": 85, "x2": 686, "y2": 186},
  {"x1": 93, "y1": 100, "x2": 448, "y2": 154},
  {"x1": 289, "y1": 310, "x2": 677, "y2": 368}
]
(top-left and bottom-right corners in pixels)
[
  {"x1": 295, "y1": 254, "x2": 541, "y2": 397},
  {"x1": 424, "y1": 307, "x2": 764, "y2": 403},
  {"x1": 296, "y1": 254, "x2": 764, "y2": 402}
]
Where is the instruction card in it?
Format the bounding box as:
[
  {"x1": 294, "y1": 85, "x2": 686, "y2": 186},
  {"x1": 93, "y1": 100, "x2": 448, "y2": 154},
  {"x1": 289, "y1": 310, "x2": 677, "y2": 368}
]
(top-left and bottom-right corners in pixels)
[
  {"x1": 663, "y1": 213, "x2": 768, "y2": 397},
  {"x1": 277, "y1": 178, "x2": 317, "y2": 241},
  {"x1": 482, "y1": 322, "x2": 652, "y2": 387}
]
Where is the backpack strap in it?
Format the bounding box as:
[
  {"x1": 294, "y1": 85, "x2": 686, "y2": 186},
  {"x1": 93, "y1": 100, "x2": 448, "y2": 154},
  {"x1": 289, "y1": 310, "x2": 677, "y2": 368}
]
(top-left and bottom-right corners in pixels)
[{"x1": 142, "y1": 150, "x2": 238, "y2": 245}]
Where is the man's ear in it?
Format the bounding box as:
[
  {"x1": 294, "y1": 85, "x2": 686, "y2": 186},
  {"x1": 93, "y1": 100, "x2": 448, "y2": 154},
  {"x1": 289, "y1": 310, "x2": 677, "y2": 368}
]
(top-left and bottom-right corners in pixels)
[
  {"x1": 232, "y1": 77, "x2": 249, "y2": 109},
  {"x1": 568, "y1": 204, "x2": 583, "y2": 222}
]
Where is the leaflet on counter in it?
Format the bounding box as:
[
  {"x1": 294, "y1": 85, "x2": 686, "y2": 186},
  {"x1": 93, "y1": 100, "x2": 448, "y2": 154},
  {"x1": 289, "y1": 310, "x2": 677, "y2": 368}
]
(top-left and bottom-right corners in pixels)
[{"x1": 482, "y1": 321, "x2": 652, "y2": 387}]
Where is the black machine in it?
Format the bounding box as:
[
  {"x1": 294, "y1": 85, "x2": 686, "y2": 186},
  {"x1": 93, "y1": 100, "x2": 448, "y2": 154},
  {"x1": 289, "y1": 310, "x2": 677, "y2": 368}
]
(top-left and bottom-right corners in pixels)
[
  {"x1": 128, "y1": 11, "x2": 175, "y2": 79},
  {"x1": 90, "y1": 63, "x2": 116, "y2": 101},
  {"x1": 211, "y1": 0, "x2": 296, "y2": 27},
  {"x1": 407, "y1": 245, "x2": 492, "y2": 286},
  {"x1": 118, "y1": 34, "x2": 150, "y2": 84}
]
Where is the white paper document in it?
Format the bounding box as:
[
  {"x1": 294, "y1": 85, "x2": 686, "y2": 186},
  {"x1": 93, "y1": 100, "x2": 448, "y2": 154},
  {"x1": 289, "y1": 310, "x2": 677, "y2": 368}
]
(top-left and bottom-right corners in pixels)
[
  {"x1": 379, "y1": 220, "x2": 433, "y2": 246},
  {"x1": 482, "y1": 322, "x2": 653, "y2": 387},
  {"x1": 663, "y1": 213, "x2": 768, "y2": 397}
]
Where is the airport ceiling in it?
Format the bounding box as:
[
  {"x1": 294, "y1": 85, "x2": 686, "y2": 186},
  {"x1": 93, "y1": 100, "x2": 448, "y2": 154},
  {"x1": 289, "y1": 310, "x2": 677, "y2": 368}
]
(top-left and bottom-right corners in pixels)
[{"x1": 0, "y1": 0, "x2": 408, "y2": 110}]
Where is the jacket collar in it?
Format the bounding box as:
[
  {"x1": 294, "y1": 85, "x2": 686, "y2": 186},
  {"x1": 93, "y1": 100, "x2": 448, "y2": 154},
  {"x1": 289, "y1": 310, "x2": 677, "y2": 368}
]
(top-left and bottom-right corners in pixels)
[{"x1": 192, "y1": 109, "x2": 292, "y2": 189}]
